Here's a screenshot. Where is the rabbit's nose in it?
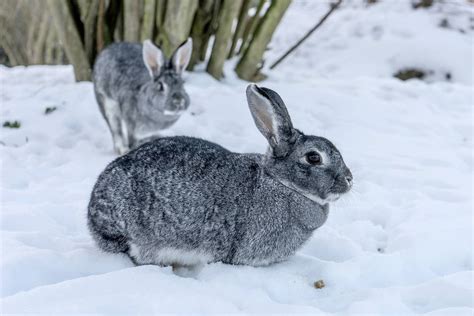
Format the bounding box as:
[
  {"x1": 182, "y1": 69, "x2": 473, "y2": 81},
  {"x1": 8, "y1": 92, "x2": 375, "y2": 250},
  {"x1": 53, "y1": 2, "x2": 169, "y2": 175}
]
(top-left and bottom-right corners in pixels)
[
  {"x1": 345, "y1": 175, "x2": 353, "y2": 187},
  {"x1": 171, "y1": 93, "x2": 184, "y2": 104},
  {"x1": 172, "y1": 98, "x2": 185, "y2": 111}
]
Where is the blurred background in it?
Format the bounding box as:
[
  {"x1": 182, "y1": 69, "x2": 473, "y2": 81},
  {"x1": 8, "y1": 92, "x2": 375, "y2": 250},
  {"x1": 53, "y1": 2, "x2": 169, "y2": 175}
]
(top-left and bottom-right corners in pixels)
[
  {"x1": 1, "y1": 0, "x2": 472, "y2": 83},
  {"x1": 1, "y1": 0, "x2": 295, "y2": 81}
]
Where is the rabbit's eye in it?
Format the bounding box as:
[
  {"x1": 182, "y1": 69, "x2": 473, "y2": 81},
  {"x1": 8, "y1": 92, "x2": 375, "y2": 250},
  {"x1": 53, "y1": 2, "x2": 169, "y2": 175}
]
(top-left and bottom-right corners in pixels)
[{"x1": 305, "y1": 151, "x2": 322, "y2": 165}]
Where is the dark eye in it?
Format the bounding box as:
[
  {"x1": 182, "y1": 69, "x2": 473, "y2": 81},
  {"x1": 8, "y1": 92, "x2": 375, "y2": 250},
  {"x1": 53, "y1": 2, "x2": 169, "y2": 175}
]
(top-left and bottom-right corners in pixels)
[{"x1": 305, "y1": 151, "x2": 322, "y2": 165}]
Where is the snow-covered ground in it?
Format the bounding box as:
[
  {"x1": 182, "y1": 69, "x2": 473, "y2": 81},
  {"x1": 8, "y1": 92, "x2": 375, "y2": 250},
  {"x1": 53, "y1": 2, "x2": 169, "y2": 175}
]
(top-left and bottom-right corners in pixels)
[{"x1": 1, "y1": 0, "x2": 472, "y2": 314}]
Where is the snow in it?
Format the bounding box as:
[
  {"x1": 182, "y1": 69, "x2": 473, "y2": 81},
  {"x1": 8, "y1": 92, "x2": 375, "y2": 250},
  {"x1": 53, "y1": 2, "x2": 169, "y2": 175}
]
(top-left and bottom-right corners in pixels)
[
  {"x1": 1, "y1": 0, "x2": 473, "y2": 314},
  {"x1": 268, "y1": 0, "x2": 473, "y2": 85}
]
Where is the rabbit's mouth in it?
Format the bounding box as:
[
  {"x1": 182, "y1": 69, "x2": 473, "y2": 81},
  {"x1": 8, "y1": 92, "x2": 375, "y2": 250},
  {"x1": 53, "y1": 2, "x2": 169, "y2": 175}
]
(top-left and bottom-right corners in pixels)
[
  {"x1": 278, "y1": 179, "x2": 340, "y2": 205},
  {"x1": 325, "y1": 193, "x2": 341, "y2": 202},
  {"x1": 163, "y1": 109, "x2": 185, "y2": 117}
]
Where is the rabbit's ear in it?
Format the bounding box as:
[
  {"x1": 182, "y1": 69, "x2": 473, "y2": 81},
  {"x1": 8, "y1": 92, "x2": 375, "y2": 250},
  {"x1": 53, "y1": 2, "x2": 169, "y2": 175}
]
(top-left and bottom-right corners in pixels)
[
  {"x1": 246, "y1": 84, "x2": 297, "y2": 157},
  {"x1": 171, "y1": 38, "x2": 193, "y2": 75},
  {"x1": 142, "y1": 40, "x2": 164, "y2": 78}
]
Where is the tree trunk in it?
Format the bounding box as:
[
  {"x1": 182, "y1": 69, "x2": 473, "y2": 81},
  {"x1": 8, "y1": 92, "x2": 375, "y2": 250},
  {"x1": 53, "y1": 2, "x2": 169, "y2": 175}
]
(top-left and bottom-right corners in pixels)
[
  {"x1": 156, "y1": 0, "x2": 198, "y2": 57},
  {"x1": 32, "y1": 13, "x2": 50, "y2": 64},
  {"x1": 105, "y1": 0, "x2": 121, "y2": 43},
  {"x1": 206, "y1": 0, "x2": 243, "y2": 79},
  {"x1": 188, "y1": 0, "x2": 215, "y2": 70},
  {"x1": 47, "y1": 0, "x2": 91, "y2": 81},
  {"x1": 140, "y1": 0, "x2": 156, "y2": 42},
  {"x1": 238, "y1": 0, "x2": 266, "y2": 55},
  {"x1": 236, "y1": 0, "x2": 291, "y2": 81},
  {"x1": 76, "y1": 0, "x2": 99, "y2": 65},
  {"x1": 228, "y1": 0, "x2": 251, "y2": 58},
  {"x1": 123, "y1": 0, "x2": 142, "y2": 42},
  {"x1": 26, "y1": 2, "x2": 42, "y2": 62},
  {"x1": 96, "y1": 0, "x2": 106, "y2": 53},
  {"x1": 44, "y1": 25, "x2": 58, "y2": 64},
  {"x1": 114, "y1": 3, "x2": 125, "y2": 41},
  {"x1": 199, "y1": 0, "x2": 221, "y2": 61},
  {"x1": 0, "y1": 0, "x2": 32, "y2": 65},
  {"x1": 154, "y1": 0, "x2": 166, "y2": 38},
  {"x1": 0, "y1": 32, "x2": 28, "y2": 66}
]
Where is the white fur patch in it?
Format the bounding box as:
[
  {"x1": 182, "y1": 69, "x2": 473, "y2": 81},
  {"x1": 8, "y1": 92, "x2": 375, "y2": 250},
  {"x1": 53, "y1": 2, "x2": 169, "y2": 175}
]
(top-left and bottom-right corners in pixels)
[
  {"x1": 120, "y1": 118, "x2": 129, "y2": 148},
  {"x1": 128, "y1": 243, "x2": 141, "y2": 259},
  {"x1": 103, "y1": 96, "x2": 128, "y2": 154},
  {"x1": 103, "y1": 96, "x2": 119, "y2": 122},
  {"x1": 134, "y1": 131, "x2": 159, "y2": 142},
  {"x1": 129, "y1": 243, "x2": 213, "y2": 267},
  {"x1": 155, "y1": 247, "x2": 213, "y2": 266},
  {"x1": 279, "y1": 179, "x2": 339, "y2": 205}
]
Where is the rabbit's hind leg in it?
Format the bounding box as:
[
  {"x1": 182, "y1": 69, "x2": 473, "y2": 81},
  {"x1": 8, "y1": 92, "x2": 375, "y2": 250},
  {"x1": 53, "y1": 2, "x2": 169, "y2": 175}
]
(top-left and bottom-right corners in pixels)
[
  {"x1": 88, "y1": 218, "x2": 129, "y2": 254},
  {"x1": 172, "y1": 263, "x2": 205, "y2": 277}
]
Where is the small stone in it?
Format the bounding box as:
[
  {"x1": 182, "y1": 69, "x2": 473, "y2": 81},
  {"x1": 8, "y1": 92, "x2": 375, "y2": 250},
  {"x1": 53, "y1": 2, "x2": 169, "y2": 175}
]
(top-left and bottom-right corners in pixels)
[
  {"x1": 314, "y1": 280, "x2": 325, "y2": 289},
  {"x1": 44, "y1": 106, "x2": 57, "y2": 115}
]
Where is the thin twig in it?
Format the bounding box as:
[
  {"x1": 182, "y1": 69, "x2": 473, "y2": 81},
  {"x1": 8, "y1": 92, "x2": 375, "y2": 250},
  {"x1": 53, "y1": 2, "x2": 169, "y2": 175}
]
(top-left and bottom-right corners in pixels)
[{"x1": 269, "y1": 0, "x2": 342, "y2": 70}]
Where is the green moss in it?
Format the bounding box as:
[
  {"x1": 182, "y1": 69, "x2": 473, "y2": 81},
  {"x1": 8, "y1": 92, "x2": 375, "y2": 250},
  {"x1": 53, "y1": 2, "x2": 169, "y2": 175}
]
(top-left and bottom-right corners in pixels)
[
  {"x1": 394, "y1": 69, "x2": 425, "y2": 81},
  {"x1": 412, "y1": 0, "x2": 434, "y2": 9},
  {"x1": 3, "y1": 121, "x2": 21, "y2": 128}
]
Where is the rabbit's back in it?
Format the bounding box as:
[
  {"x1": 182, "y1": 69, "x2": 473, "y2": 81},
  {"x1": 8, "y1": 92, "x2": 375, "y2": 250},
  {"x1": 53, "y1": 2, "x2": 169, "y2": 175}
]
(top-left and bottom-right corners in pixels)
[
  {"x1": 93, "y1": 42, "x2": 149, "y2": 99},
  {"x1": 88, "y1": 136, "x2": 261, "y2": 262}
]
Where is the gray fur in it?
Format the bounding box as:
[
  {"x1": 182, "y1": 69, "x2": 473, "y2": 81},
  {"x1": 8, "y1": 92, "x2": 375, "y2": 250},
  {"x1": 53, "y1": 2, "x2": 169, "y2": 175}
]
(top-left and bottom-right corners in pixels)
[
  {"x1": 93, "y1": 39, "x2": 192, "y2": 154},
  {"x1": 87, "y1": 84, "x2": 353, "y2": 268}
]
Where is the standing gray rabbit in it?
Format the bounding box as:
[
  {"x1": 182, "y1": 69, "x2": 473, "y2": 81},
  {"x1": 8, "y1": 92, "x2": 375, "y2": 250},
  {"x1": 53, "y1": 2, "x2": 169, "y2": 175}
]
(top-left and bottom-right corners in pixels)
[
  {"x1": 88, "y1": 84, "x2": 353, "y2": 270},
  {"x1": 93, "y1": 38, "x2": 192, "y2": 154}
]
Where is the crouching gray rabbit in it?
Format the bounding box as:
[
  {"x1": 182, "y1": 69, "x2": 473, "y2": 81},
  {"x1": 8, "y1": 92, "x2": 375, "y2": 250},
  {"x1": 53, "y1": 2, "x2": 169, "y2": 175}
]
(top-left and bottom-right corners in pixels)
[
  {"x1": 93, "y1": 38, "x2": 192, "y2": 154},
  {"x1": 88, "y1": 84, "x2": 353, "y2": 271}
]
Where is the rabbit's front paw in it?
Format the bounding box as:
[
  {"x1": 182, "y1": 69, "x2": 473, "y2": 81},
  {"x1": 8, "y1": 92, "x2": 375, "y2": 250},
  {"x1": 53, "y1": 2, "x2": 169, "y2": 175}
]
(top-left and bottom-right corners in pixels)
[
  {"x1": 114, "y1": 143, "x2": 129, "y2": 155},
  {"x1": 172, "y1": 263, "x2": 204, "y2": 278}
]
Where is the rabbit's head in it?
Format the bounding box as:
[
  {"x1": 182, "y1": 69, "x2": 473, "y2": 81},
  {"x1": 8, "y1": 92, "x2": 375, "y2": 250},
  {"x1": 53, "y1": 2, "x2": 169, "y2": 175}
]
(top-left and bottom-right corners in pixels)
[
  {"x1": 142, "y1": 39, "x2": 192, "y2": 118},
  {"x1": 246, "y1": 84, "x2": 353, "y2": 205}
]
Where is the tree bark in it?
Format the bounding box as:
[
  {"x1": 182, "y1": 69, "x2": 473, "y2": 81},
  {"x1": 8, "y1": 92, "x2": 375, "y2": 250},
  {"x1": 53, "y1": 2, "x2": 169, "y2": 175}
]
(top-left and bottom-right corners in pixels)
[
  {"x1": 76, "y1": 0, "x2": 99, "y2": 65},
  {"x1": 228, "y1": 0, "x2": 251, "y2": 58},
  {"x1": 0, "y1": 0, "x2": 31, "y2": 65},
  {"x1": 123, "y1": 0, "x2": 142, "y2": 42},
  {"x1": 154, "y1": 0, "x2": 166, "y2": 38},
  {"x1": 156, "y1": 0, "x2": 198, "y2": 57},
  {"x1": 114, "y1": 2, "x2": 125, "y2": 41},
  {"x1": 32, "y1": 12, "x2": 50, "y2": 64},
  {"x1": 96, "y1": 0, "x2": 106, "y2": 53},
  {"x1": 188, "y1": 0, "x2": 215, "y2": 70},
  {"x1": 105, "y1": 0, "x2": 121, "y2": 42},
  {"x1": 207, "y1": 0, "x2": 243, "y2": 79},
  {"x1": 44, "y1": 25, "x2": 58, "y2": 64},
  {"x1": 26, "y1": 2, "x2": 42, "y2": 62},
  {"x1": 199, "y1": 0, "x2": 221, "y2": 61},
  {"x1": 236, "y1": 0, "x2": 291, "y2": 81},
  {"x1": 238, "y1": 0, "x2": 266, "y2": 55},
  {"x1": 47, "y1": 0, "x2": 91, "y2": 81},
  {"x1": 141, "y1": 0, "x2": 156, "y2": 42}
]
